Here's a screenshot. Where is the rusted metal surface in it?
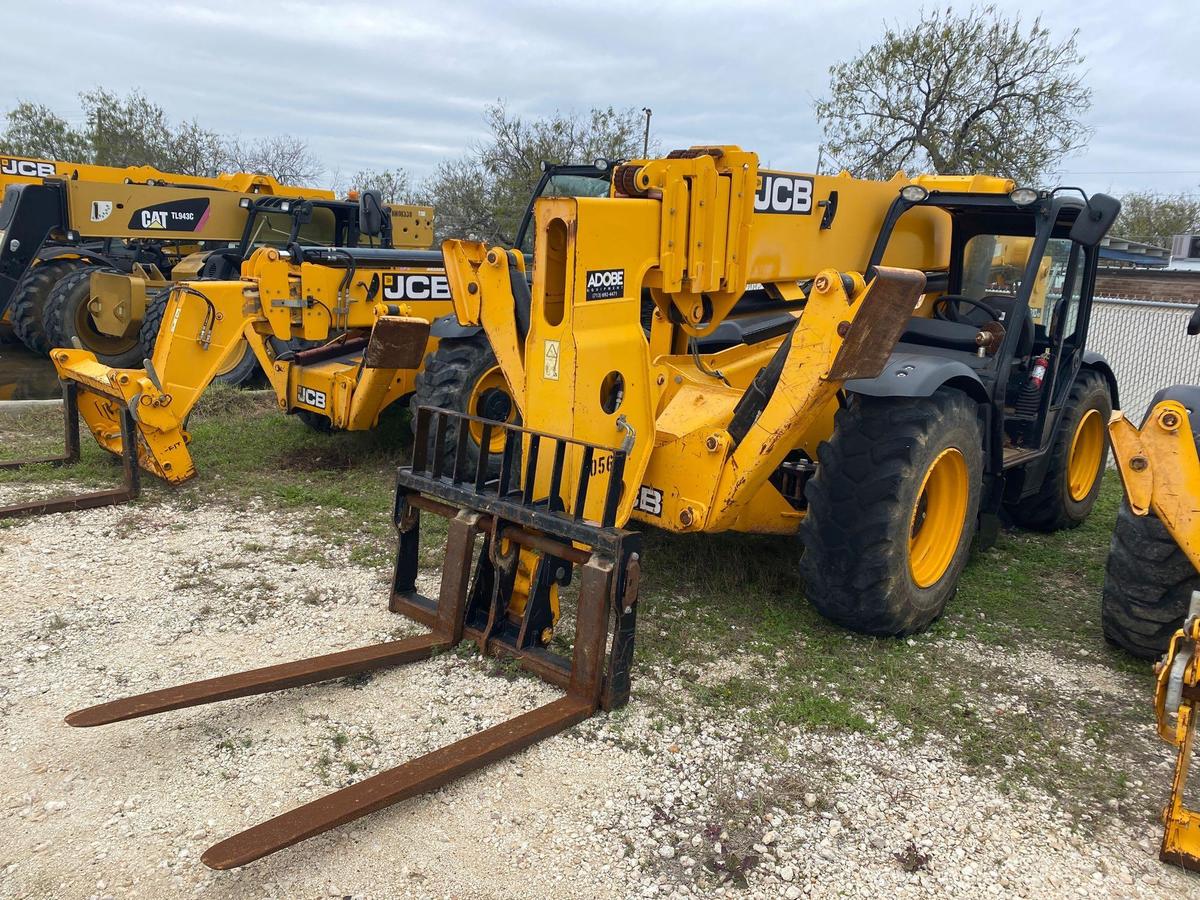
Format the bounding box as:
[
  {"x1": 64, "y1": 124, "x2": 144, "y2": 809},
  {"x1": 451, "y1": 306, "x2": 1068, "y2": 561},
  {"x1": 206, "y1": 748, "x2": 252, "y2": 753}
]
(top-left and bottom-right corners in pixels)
[
  {"x1": 69, "y1": 405, "x2": 643, "y2": 870},
  {"x1": 827, "y1": 266, "x2": 928, "y2": 381},
  {"x1": 202, "y1": 695, "x2": 593, "y2": 869},
  {"x1": 66, "y1": 634, "x2": 446, "y2": 727},
  {"x1": 291, "y1": 335, "x2": 368, "y2": 366},
  {"x1": 0, "y1": 381, "x2": 141, "y2": 520},
  {"x1": 362, "y1": 316, "x2": 431, "y2": 369}
]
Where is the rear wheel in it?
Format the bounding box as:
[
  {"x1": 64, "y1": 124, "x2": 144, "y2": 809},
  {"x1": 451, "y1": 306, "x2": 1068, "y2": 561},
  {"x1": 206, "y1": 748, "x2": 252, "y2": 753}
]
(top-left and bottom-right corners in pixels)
[
  {"x1": 1007, "y1": 370, "x2": 1111, "y2": 531},
  {"x1": 410, "y1": 332, "x2": 518, "y2": 476},
  {"x1": 799, "y1": 389, "x2": 983, "y2": 636},
  {"x1": 1102, "y1": 502, "x2": 1198, "y2": 658},
  {"x1": 139, "y1": 290, "x2": 260, "y2": 386},
  {"x1": 10, "y1": 259, "x2": 90, "y2": 355},
  {"x1": 43, "y1": 266, "x2": 145, "y2": 367},
  {"x1": 295, "y1": 409, "x2": 333, "y2": 433}
]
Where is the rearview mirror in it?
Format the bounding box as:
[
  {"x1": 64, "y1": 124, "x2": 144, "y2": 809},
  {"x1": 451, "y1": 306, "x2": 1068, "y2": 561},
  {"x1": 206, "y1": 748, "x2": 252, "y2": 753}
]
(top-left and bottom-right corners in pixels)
[
  {"x1": 1069, "y1": 193, "x2": 1120, "y2": 246},
  {"x1": 359, "y1": 190, "x2": 385, "y2": 237},
  {"x1": 1188, "y1": 303, "x2": 1200, "y2": 337}
]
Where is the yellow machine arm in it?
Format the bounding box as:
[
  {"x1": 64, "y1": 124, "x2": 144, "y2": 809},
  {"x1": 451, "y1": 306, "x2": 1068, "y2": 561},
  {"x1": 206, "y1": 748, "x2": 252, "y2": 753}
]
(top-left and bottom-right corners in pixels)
[
  {"x1": 1110, "y1": 400, "x2": 1200, "y2": 870},
  {"x1": 442, "y1": 146, "x2": 937, "y2": 534},
  {"x1": 50, "y1": 247, "x2": 445, "y2": 483}
]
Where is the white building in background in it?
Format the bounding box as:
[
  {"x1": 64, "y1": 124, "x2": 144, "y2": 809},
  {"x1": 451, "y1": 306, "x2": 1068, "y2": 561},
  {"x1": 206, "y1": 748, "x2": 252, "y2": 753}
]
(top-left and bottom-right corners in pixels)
[{"x1": 1171, "y1": 235, "x2": 1200, "y2": 272}]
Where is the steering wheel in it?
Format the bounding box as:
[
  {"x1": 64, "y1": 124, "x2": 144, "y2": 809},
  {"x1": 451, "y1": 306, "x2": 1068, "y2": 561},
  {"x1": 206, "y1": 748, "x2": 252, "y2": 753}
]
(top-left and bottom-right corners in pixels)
[{"x1": 933, "y1": 295, "x2": 1002, "y2": 324}]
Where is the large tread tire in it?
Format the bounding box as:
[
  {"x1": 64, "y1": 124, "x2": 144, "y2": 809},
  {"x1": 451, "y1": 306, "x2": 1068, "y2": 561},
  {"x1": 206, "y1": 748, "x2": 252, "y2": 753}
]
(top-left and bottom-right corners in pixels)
[
  {"x1": 799, "y1": 389, "x2": 983, "y2": 636},
  {"x1": 410, "y1": 332, "x2": 517, "y2": 477},
  {"x1": 43, "y1": 266, "x2": 145, "y2": 367},
  {"x1": 139, "y1": 290, "x2": 260, "y2": 386},
  {"x1": 294, "y1": 409, "x2": 333, "y2": 433},
  {"x1": 10, "y1": 259, "x2": 90, "y2": 355},
  {"x1": 1102, "y1": 502, "x2": 1198, "y2": 658},
  {"x1": 1007, "y1": 369, "x2": 1112, "y2": 531}
]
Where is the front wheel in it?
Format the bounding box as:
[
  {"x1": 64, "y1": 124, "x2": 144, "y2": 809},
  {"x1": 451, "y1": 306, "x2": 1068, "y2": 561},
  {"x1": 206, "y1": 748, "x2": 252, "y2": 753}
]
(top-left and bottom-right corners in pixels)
[
  {"x1": 799, "y1": 389, "x2": 983, "y2": 636},
  {"x1": 1007, "y1": 370, "x2": 1111, "y2": 531},
  {"x1": 139, "y1": 290, "x2": 260, "y2": 386},
  {"x1": 43, "y1": 267, "x2": 145, "y2": 367},
  {"x1": 1102, "y1": 502, "x2": 1198, "y2": 658},
  {"x1": 10, "y1": 259, "x2": 90, "y2": 355},
  {"x1": 410, "y1": 331, "x2": 519, "y2": 477}
]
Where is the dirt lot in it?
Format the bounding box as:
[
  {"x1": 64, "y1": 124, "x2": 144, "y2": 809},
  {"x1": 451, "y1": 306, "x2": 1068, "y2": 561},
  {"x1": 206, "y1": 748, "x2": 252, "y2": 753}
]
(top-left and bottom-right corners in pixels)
[{"x1": 1, "y1": 396, "x2": 1198, "y2": 899}]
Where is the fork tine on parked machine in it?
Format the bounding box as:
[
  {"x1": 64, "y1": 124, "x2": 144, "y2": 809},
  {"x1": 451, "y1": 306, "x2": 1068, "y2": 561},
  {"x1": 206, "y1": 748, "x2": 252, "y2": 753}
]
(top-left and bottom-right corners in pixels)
[
  {"x1": 0, "y1": 379, "x2": 140, "y2": 520},
  {"x1": 67, "y1": 405, "x2": 641, "y2": 868}
]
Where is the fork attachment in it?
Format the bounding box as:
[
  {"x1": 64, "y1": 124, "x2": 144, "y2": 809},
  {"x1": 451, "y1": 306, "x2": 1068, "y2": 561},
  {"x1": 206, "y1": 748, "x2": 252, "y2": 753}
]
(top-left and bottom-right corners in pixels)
[
  {"x1": 0, "y1": 380, "x2": 140, "y2": 519},
  {"x1": 66, "y1": 404, "x2": 640, "y2": 869}
]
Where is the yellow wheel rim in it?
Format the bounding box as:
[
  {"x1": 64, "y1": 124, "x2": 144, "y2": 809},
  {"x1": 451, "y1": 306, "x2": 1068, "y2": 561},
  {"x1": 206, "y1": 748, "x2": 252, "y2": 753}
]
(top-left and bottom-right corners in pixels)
[
  {"x1": 1067, "y1": 408, "x2": 1104, "y2": 502},
  {"x1": 908, "y1": 448, "x2": 970, "y2": 589},
  {"x1": 468, "y1": 365, "x2": 516, "y2": 452},
  {"x1": 215, "y1": 341, "x2": 251, "y2": 378}
]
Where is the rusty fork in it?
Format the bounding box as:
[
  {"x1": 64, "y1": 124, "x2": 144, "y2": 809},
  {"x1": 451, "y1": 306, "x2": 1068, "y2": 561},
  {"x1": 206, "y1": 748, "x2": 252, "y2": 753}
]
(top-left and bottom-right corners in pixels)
[
  {"x1": 67, "y1": 405, "x2": 641, "y2": 870},
  {"x1": 0, "y1": 380, "x2": 141, "y2": 520}
]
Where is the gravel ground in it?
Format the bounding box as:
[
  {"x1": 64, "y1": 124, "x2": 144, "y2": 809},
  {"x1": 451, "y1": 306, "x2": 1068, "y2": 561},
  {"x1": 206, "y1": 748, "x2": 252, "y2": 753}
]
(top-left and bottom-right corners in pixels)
[{"x1": 1, "y1": 492, "x2": 1197, "y2": 899}]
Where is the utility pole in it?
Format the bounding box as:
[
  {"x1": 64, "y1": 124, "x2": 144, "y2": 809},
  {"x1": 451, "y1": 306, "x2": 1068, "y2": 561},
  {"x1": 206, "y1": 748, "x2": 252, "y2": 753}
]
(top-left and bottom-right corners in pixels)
[
  {"x1": 641, "y1": 108, "x2": 652, "y2": 157},
  {"x1": 816, "y1": 143, "x2": 824, "y2": 175}
]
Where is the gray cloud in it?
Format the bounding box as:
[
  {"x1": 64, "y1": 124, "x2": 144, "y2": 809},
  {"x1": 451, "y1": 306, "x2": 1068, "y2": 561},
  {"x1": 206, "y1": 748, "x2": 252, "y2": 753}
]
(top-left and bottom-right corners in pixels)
[{"x1": 4, "y1": 0, "x2": 1196, "y2": 196}]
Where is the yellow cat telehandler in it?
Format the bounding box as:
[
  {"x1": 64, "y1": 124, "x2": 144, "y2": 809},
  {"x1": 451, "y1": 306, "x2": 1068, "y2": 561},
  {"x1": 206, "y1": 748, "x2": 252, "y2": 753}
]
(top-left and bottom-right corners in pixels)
[
  {"x1": 0, "y1": 158, "x2": 341, "y2": 363},
  {"x1": 66, "y1": 147, "x2": 1121, "y2": 869}
]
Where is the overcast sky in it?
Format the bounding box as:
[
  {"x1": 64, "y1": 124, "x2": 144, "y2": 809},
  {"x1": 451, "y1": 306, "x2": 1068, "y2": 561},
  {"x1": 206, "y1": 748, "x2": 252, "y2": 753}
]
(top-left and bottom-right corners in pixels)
[{"x1": 3, "y1": 0, "x2": 1196, "y2": 198}]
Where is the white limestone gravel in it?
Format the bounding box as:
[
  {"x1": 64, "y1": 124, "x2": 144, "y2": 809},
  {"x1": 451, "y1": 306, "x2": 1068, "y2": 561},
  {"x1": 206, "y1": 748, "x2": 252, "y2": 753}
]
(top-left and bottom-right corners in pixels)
[{"x1": 0, "y1": 495, "x2": 1195, "y2": 899}]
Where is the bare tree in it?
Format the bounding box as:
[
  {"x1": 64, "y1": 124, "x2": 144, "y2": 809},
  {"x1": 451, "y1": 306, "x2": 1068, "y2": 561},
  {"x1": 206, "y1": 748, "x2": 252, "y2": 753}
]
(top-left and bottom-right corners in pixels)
[
  {"x1": 81, "y1": 88, "x2": 227, "y2": 175},
  {"x1": 424, "y1": 102, "x2": 646, "y2": 244},
  {"x1": 349, "y1": 168, "x2": 417, "y2": 204},
  {"x1": 224, "y1": 134, "x2": 322, "y2": 185},
  {"x1": 814, "y1": 6, "x2": 1092, "y2": 182},
  {"x1": 1116, "y1": 191, "x2": 1200, "y2": 248}
]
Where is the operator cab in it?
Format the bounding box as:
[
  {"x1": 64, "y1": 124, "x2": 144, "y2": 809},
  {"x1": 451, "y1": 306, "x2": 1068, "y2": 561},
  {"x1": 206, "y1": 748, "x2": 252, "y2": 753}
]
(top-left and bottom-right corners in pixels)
[
  {"x1": 191, "y1": 193, "x2": 401, "y2": 280},
  {"x1": 861, "y1": 185, "x2": 1119, "y2": 454},
  {"x1": 515, "y1": 159, "x2": 619, "y2": 256}
]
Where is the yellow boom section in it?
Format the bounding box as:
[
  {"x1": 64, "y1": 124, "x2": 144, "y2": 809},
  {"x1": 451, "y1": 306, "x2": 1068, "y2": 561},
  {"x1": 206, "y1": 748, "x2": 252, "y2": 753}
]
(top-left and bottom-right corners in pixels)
[
  {"x1": 0, "y1": 153, "x2": 334, "y2": 199},
  {"x1": 443, "y1": 146, "x2": 1007, "y2": 534}
]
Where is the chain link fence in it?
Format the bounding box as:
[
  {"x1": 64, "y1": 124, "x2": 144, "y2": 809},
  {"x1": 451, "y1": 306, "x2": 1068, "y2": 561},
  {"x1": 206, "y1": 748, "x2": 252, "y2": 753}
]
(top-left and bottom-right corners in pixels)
[{"x1": 1089, "y1": 297, "x2": 1200, "y2": 421}]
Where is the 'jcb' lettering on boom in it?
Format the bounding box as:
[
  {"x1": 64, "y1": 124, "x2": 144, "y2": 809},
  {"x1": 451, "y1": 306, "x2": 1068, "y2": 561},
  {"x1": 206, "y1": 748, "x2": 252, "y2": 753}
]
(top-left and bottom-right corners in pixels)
[
  {"x1": 382, "y1": 274, "x2": 451, "y2": 301},
  {"x1": 754, "y1": 172, "x2": 813, "y2": 215}
]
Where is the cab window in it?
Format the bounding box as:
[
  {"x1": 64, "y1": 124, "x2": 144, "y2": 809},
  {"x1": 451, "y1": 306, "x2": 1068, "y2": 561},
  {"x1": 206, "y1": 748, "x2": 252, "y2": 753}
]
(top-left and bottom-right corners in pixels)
[
  {"x1": 246, "y1": 206, "x2": 337, "y2": 248},
  {"x1": 519, "y1": 174, "x2": 611, "y2": 254}
]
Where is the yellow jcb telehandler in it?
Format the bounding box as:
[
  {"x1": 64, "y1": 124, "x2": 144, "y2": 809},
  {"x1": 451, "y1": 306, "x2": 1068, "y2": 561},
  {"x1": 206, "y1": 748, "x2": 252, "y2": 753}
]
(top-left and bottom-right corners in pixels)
[
  {"x1": 66, "y1": 147, "x2": 1120, "y2": 868},
  {"x1": 1102, "y1": 303, "x2": 1200, "y2": 871}
]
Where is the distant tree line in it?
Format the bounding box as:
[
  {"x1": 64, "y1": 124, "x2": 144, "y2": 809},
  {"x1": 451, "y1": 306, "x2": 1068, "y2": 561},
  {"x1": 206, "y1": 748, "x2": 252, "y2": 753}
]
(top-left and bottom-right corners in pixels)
[
  {"x1": 3, "y1": 6, "x2": 1194, "y2": 249},
  {"x1": 0, "y1": 91, "x2": 645, "y2": 244}
]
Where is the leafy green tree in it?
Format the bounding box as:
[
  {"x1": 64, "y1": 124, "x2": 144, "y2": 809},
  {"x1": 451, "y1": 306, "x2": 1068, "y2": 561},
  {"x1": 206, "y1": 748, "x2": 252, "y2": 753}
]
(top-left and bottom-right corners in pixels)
[
  {"x1": 1115, "y1": 191, "x2": 1200, "y2": 249},
  {"x1": 0, "y1": 101, "x2": 91, "y2": 162},
  {"x1": 814, "y1": 5, "x2": 1092, "y2": 182},
  {"x1": 425, "y1": 102, "x2": 646, "y2": 243},
  {"x1": 0, "y1": 89, "x2": 320, "y2": 183}
]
